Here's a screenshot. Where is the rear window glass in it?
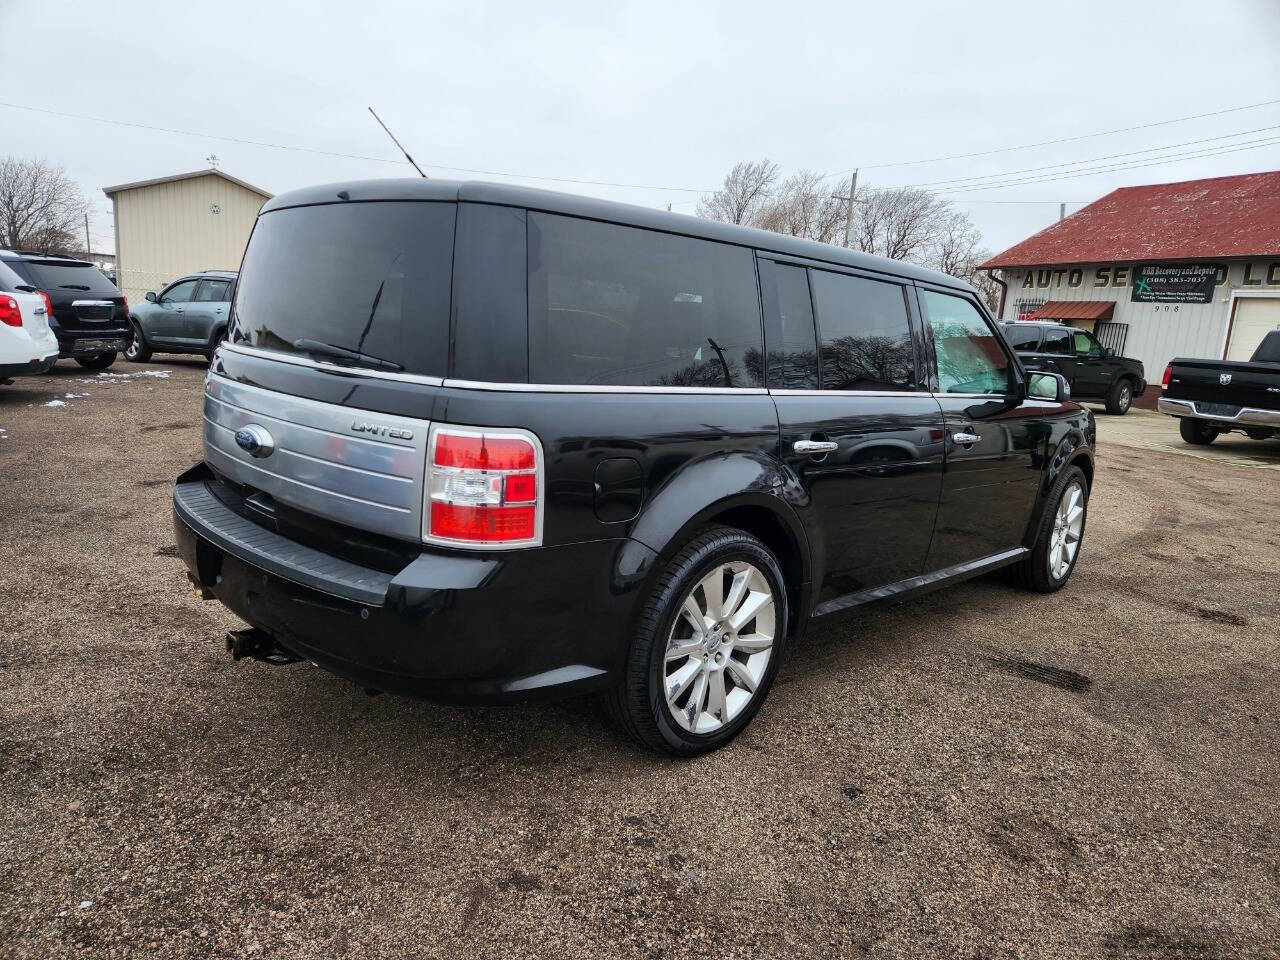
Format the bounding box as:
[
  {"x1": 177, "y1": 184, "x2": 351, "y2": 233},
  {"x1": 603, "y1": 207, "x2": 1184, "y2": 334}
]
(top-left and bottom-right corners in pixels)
[
  {"x1": 21, "y1": 261, "x2": 118, "y2": 297},
  {"x1": 0, "y1": 260, "x2": 28, "y2": 292},
  {"x1": 809, "y1": 269, "x2": 915, "y2": 391},
  {"x1": 527, "y1": 213, "x2": 763, "y2": 388},
  {"x1": 231, "y1": 201, "x2": 456, "y2": 377},
  {"x1": 1002, "y1": 324, "x2": 1041, "y2": 349},
  {"x1": 1254, "y1": 331, "x2": 1280, "y2": 363}
]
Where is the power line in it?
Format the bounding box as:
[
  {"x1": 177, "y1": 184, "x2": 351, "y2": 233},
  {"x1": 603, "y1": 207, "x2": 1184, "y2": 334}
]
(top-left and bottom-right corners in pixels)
[
  {"x1": 931, "y1": 136, "x2": 1280, "y2": 194},
  {"x1": 902, "y1": 123, "x2": 1280, "y2": 189},
  {"x1": 833, "y1": 97, "x2": 1280, "y2": 174}
]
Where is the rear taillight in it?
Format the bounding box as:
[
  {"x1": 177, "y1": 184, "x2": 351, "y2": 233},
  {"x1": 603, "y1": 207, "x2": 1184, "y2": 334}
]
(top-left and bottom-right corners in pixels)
[
  {"x1": 122, "y1": 295, "x2": 129, "y2": 317},
  {"x1": 0, "y1": 294, "x2": 21, "y2": 327},
  {"x1": 38, "y1": 291, "x2": 54, "y2": 319},
  {"x1": 424, "y1": 425, "x2": 543, "y2": 548},
  {"x1": 1161, "y1": 364, "x2": 1172, "y2": 389}
]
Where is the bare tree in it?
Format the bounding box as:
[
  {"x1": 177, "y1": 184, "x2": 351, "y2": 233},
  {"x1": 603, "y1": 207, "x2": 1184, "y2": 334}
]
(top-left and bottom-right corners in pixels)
[
  {"x1": 756, "y1": 170, "x2": 846, "y2": 243},
  {"x1": 697, "y1": 159, "x2": 779, "y2": 226},
  {"x1": 852, "y1": 187, "x2": 955, "y2": 263},
  {"x1": 0, "y1": 157, "x2": 88, "y2": 253}
]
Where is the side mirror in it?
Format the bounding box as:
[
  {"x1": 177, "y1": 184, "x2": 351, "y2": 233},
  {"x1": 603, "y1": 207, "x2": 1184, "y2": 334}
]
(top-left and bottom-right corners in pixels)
[
  {"x1": 1102, "y1": 346, "x2": 1114, "y2": 358},
  {"x1": 145, "y1": 291, "x2": 157, "y2": 303},
  {"x1": 1028, "y1": 371, "x2": 1070, "y2": 402}
]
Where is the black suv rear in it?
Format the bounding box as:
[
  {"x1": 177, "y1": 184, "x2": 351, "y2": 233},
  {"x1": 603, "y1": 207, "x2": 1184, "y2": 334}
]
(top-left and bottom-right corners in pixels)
[
  {"x1": 0, "y1": 251, "x2": 129, "y2": 369},
  {"x1": 174, "y1": 180, "x2": 1096, "y2": 754}
]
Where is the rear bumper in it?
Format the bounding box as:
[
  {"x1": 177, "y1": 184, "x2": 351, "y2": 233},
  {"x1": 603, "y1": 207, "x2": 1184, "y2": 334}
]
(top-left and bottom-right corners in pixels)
[
  {"x1": 0, "y1": 348, "x2": 59, "y2": 378},
  {"x1": 1157, "y1": 397, "x2": 1280, "y2": 427},
  {"x1": 173, "y1": 465, "x2": 660, "y2": 703},
  {"x1": 58, "y1": 336, "x2": 128, "y2": 358}
]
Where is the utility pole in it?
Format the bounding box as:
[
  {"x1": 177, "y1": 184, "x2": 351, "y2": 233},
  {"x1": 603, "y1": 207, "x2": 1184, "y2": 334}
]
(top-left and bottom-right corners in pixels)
[
  {"x1": 1059, "y1": 202, "x2": 1066, "y2": 221},
  {"x1": 832, "y1": 168, "x2": 860, "y2": 248},
  {"x1": 84, "y1": 212, "x2": 91, "y2": 256}
]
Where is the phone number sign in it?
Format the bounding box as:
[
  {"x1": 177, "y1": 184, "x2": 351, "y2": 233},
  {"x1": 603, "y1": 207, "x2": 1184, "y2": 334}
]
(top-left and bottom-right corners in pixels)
[{"x1": 1131, "y1": 264, "x2": 1217, "y2": 304}]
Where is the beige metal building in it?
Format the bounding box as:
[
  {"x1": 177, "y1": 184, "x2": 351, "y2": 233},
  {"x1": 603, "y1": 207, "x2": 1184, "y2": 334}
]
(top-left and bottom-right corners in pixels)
[
  {"x1": 103, "y1": 169, "x2": 271, "y2": 304},
  {"x1": 983, "y1": 171, "x2": 1280, "y2": 406}
]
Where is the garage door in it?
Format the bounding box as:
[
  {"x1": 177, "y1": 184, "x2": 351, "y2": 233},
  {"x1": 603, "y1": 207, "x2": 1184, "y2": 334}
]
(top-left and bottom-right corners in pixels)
[{"x1": 1226, "y1": 297, "x2": 1280, "y2": 361}]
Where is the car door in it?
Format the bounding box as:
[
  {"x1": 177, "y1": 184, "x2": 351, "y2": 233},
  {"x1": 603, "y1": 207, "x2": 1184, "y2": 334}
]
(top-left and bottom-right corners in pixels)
[
  {"x1": 1031, "y1": 326, "x2": 1079, "y2": 391},
  {"x1": 149, "y1": 278, "x2": 199, "y2": 343},
  {"x1": 183, "y1": 278, "x2": 232, "y2": 345},
  {"x1": 1070, "y1": 329, "x2": 1119, "y2": 398},
  {"x1": 917, "y1": 285, "x2": 1044, "y2": 571},
  {"x1": 761, "y1": 257, "x2": 945, "y2": 607}
]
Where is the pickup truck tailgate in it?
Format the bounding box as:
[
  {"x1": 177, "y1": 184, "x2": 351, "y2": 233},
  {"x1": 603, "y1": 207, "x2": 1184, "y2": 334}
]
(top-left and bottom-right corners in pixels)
[{"x1": 1166, "y1": 357, "x2": 1280, "y2": 411}]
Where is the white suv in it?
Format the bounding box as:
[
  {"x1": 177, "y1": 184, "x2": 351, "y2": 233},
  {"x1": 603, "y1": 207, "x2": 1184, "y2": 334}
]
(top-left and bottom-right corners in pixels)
[{"x1": 0, "y1": 259, "x2": 58, "y2": 382}]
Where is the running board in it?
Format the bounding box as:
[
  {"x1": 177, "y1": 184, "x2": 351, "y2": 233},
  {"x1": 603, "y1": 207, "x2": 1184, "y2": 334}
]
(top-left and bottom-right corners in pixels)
[{"x1": 811, "y1": 547, "x2": 1029, "y2": 618}]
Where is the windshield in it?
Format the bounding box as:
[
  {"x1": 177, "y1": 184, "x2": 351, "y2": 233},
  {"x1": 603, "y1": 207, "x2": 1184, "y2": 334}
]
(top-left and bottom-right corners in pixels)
[
  {"x1": 231, "y1": 201, "x2": 456, "y2": 377},
  {"x1": 22, "y1": 261, "x2": 120, "y2": 296}
]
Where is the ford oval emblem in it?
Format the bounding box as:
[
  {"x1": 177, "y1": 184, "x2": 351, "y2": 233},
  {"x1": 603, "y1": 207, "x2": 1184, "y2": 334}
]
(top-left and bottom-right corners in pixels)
[{"x1": 234, "y1": 424, "x2": 275, "y2": 458}]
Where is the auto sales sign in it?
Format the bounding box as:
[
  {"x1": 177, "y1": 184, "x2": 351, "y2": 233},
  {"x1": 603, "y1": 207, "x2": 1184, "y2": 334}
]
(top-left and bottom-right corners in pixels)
[{"x1": 1130, "y1": 264, "x2": 1217, "y2": 304}]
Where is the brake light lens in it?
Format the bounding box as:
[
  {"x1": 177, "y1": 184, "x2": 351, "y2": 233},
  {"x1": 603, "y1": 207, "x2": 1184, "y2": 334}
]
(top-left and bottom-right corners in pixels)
[
  {"x1": 122, "y1": 295, "x2": 129, "y2": 317},
  {"x1": 1161, "y1": 364, "x2": 1172, "y2": 389},
  {"x1": 424, "y1": 425, "x2": 542, "y2": 548},
  {"x1": 0, "y1": 294, "x2": 21, "y2": 327},
  {"x1": 38, "y1": 291, "x2": 54, "y2": 319}
]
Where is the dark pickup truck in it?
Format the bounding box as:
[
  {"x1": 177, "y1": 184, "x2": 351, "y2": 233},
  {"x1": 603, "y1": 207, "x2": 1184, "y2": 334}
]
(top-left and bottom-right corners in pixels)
[{"x1": 1158, "y1": 329, "x2": 1280, "y2": 444}]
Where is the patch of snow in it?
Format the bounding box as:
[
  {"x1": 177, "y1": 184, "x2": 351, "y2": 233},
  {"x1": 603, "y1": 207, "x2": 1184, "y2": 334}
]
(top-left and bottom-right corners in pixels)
[{"x1": 44, "y1": 399, "x2": 66, "y2": 408}]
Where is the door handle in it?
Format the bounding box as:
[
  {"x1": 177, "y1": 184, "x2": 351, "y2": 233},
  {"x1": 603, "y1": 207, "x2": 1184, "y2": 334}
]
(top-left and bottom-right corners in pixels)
[
  {"x1": 794, "y1": 439, "x2": 838, "y2": 455},
  {"x1": 952, "y1": 431, "x2": 981, "y2": 444}
]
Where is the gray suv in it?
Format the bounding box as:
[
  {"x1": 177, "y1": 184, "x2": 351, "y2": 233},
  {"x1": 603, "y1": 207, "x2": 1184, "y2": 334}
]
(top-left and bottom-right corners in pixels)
[{"x1": 126, "y1": 271, "x2": 235, "y2": 362}]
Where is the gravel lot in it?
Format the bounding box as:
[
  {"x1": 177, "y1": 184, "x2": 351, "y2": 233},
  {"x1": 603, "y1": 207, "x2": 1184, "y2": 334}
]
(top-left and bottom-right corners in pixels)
[{"x1": 1, "y1": 360, "x2": 1277, "y2": 959}]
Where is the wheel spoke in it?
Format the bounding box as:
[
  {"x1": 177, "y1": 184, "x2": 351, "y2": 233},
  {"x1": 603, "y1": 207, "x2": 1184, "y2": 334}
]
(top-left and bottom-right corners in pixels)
[
  {"x1": 706, "y1": 669, "x2": 728, "y2": 721},
  {"x1": 721, "y1": 568, "x2": 750, "y2": 625},
  {"x1": 666, "y1": 638, "x2": 704, "y2": 662},
  {"x1": 698, "y1": 569, "x2": 725, "y2": 620},
  {"x1": 684, "y1": 671, "x2": 708, "y2": 724},
  {"x1": 725, "y1": 657, "x2": 757, "y2": 693},
  {"x1": 1066, "y1": 505, "x2": 1084, "y2": 526},
  {"x1": 728, "y1": 590, "x2": 772, "y2": 632},
  {"x1": 667, "y1": 659, "x2": 701, "y2": 701},
  {"x1": 734, "y1": 633, "x2": 773, "y2": 654},
  {"x1": 681, "y1": 595, "x2": 707, "y2": 636},
  {"x1": 1064, "y1": 527, "x2": 1081, "y2": 544}
]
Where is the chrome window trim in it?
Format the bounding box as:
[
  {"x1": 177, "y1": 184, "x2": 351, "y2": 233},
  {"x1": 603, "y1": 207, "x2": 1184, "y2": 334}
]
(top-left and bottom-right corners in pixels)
[
  {"x1": 218, "y1": 340, "x2": 446, "y2": 386},
  {"x1": 768, "y1": 389, "x2": 937, "y2": 398},
  {"x1": 442, "y1": 378, "x2": 768, "y2": 395}
]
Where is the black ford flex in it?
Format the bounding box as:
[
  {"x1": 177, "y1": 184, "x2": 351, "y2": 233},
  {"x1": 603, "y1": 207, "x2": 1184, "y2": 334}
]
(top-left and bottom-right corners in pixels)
[{"x1": 174, "y1": 180, "x2": 1095, "y2": 754}]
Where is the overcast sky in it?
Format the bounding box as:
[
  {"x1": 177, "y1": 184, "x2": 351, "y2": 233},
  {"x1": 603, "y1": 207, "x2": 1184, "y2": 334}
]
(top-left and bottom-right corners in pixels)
[{"x1": 2, "y1": 0, "x2": 1278, "y2": 257}]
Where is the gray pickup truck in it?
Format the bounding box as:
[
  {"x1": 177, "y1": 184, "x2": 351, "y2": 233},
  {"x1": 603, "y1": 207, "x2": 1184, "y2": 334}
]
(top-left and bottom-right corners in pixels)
[{"x1": 1158, "y1": 330, "x2": 1280, "y2": 444}]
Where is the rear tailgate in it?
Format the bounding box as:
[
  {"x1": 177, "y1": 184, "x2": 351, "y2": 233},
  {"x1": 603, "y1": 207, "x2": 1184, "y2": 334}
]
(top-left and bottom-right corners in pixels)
[{"x1": 1166, "y1": 357, "x2": 1280, "y2": 412}]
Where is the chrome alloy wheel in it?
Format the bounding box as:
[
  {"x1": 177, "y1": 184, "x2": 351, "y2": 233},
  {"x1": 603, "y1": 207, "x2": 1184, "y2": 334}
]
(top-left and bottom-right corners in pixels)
[
  {"x1": 1049, "y1": 481, "x2": 1085, "y2": 580},
  {"x1": 664, "y1": 561, "x2": 776, "y2": 734},
  {"x1": 1118, "y1": 383, "x2": 1131, "y2": 411}
]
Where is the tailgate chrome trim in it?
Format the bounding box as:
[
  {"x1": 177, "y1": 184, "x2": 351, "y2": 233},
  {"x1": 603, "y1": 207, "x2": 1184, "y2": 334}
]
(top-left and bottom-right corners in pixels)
[{"x1": 1158, "y1": 397, "x2": 1280, "y2": 426}]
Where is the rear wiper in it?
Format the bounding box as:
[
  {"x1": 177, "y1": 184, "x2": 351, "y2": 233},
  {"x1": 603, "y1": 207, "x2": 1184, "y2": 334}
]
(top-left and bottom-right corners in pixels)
[
  {"x1": 58, "y1": 284, "x2": 91, "y2": 291},
  {"x1": 292, "y1": 338, "x2": 404, "y2": 372}
]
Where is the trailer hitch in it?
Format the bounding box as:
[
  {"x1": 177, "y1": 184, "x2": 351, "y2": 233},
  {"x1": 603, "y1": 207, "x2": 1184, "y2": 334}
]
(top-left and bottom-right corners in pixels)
[{"x1": 226, "y1": 628, "x2": 302, "y2": 666}]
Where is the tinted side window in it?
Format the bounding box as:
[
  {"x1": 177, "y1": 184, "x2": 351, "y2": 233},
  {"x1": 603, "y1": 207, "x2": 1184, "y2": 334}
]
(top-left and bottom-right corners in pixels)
[
  {"x1": 1042, "y1": 329, "x2": 1072, "y2": 354},
  {"x1": 761, "y1": 261, "x2": 818, "y2": 389},
  {"x1": 528, "y1": 213, "x2": 763, "y2": 388},
  {"x1": 161, "y1": 279, "x2": 199, "y2": 303},
  {"x1": 1003, "y1": 324, "x2": 1041, "y2": 350},
  {"x1": 809, "y1": 269, "x2": 915, "y2": 391},
  {"x1": 1073, "y1": 331, "x2": 1102, "y2": 357},
  {"x1": 921, "y1": 290, "x2": 1013, "y2": 395},
  {"x1": 194, "y1": 279, "x2": 231, "y2": 302}
]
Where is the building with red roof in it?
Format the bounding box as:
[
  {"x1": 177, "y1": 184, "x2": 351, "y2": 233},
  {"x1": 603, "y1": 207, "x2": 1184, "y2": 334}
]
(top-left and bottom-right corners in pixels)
[{"x1": 982, "y1": 170, "x2": 1280, "y2": 406}]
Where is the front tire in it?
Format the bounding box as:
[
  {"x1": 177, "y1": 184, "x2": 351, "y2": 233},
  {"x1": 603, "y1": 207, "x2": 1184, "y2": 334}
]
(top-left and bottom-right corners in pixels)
[
  {"x1": 605, "y1": 526, "x2": 789, "y2": 755},
  {"x1": 1010, "y1": 465, "x2": 1089, "y2": 593},
  {"x1": 1105, "y1": 378, "x2": 1133, "y2": 415},
  {"x1": 1179, "y1": 418, "x2": 1218, "y2": 445},
  {"x1": 75, "y1": 352, "x2": 117, "y2": 370},
  {"x1": 125, "y1": 321, "x2": 152, "y2": 363}
]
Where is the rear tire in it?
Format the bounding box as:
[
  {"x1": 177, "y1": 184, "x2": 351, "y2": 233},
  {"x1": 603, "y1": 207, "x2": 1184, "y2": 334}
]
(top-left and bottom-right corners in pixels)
[
  {"x1": 1009, "y1": 465, "x2": 1089, "y2": 593},
  {"x1": 1179, "y1": 418, "x2": 1218, "y2": 445},
  {"x1": 75, "y1": 352, "x2": 117, "y2": 370},
  {"x1": 125, "y1": 321, "x2": 152, "y2": 363},
  {"x1": 1104, "y1": 378, "x2": 1133, "y2": 415},
  {"x1": 604, "y1": 526, "x2": 789, "y2": 755}
]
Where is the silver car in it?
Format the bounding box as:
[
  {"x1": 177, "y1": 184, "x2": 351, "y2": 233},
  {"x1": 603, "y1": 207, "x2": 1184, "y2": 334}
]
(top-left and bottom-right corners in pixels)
[{"x1": 126, "y1": 270, "x2": 235, "y2": 362}]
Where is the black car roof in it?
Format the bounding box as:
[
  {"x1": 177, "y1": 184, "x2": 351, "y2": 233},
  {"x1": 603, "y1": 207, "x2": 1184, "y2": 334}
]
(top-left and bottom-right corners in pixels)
[
  {"x1": 260, "y1": 178, "x2": 975, "y2": 294},
  {"x1": 0, "y1": 249, "x2": 95, "y2": 267}
]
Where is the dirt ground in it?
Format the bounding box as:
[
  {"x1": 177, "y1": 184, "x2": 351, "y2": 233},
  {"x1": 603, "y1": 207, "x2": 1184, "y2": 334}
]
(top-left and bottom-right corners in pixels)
[{"x1": 1, "y1": 358, "x2": 1277, "y2": 960}]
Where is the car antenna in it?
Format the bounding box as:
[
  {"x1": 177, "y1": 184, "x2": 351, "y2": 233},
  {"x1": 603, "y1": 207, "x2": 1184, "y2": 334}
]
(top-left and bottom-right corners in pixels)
[{"x1": 368, "y1": 107, "x2": 427, "y2": 178}]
